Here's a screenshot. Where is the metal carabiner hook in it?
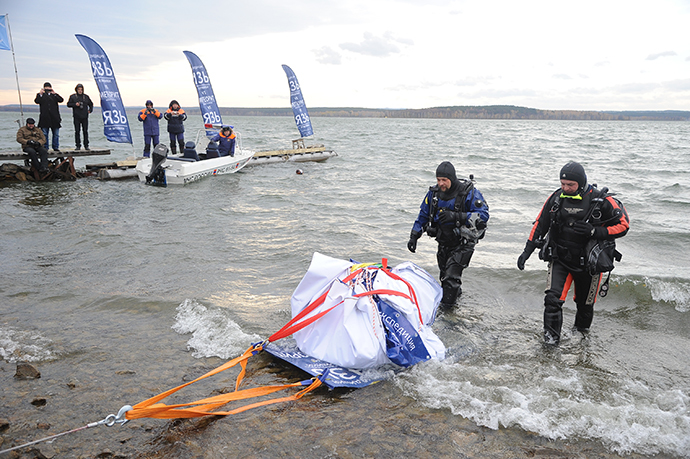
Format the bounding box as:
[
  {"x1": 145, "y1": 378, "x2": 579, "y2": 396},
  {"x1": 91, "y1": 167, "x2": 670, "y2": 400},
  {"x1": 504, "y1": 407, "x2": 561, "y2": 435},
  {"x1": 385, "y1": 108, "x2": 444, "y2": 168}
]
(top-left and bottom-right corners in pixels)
[{"x1": 101, "y1": 405, "x2": 133, "y2": 427}]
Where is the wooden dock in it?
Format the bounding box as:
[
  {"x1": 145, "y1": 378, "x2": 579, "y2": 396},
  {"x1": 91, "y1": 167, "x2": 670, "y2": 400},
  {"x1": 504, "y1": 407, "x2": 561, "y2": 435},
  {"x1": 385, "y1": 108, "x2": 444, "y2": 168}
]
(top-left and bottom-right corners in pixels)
[
  {"x1": 0, "y1": 148, "x2": 111, "y2": 182},
  {"x1": 0, "y1": 148, "x2": 110, "y2": 161}
]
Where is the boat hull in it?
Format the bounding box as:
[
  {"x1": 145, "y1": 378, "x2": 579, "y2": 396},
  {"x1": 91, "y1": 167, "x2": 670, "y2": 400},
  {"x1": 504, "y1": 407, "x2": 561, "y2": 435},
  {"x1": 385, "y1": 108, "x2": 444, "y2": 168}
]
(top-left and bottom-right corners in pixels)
[{"x1": 135, "y1": 149, "x2": 254, "y2": 185}]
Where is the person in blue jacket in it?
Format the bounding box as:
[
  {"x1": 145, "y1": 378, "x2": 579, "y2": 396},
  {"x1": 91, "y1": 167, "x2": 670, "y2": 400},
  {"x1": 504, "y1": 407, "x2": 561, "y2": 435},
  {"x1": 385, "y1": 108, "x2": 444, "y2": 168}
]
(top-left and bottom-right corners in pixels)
[
  {"x1": 211, "y1": 125, "x2": 236, "y2": 157},
  {"x1": 137, "y1": 100, "x2": 162, "y2": 157},
  {"x1": 408, "y1": 161, "x2": 490, "y2": 308}
]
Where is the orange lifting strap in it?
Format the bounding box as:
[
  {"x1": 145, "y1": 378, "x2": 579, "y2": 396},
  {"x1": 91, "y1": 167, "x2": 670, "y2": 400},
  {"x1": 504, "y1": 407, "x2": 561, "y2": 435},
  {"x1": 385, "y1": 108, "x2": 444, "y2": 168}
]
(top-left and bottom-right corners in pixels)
[
  {"x1": 125, "y1": 344, "x2": 323, "y2": 421},
  {"x1": 124, "y1": 258, "x2": 404, "y2": 422}
]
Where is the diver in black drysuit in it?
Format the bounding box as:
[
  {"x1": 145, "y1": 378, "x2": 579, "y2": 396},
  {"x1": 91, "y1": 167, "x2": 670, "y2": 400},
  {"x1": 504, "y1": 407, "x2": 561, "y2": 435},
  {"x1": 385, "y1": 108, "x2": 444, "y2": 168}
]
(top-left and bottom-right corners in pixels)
[
  {"x1": 408, "y1": 161, "x2": 490, "y2": 307},
  {"x1": 517, "y1": 161, "x2": 630, "y2": 344}
]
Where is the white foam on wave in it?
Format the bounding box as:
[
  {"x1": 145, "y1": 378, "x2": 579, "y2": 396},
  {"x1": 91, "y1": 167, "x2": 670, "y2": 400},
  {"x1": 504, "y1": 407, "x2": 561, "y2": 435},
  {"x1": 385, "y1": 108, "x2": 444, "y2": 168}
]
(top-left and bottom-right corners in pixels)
[
  {"x1": 645, "y1": 277, "x2": 690, "y2": 312},
  {"x1": 172, "y1": 299, "x2": 262, "y2": 360},
  {"x1": 396, "y1": 359, "x2": 690, "y2": 456},
  {"x1": 0, "y1": 326, "x2": 57, "y2": 363}
]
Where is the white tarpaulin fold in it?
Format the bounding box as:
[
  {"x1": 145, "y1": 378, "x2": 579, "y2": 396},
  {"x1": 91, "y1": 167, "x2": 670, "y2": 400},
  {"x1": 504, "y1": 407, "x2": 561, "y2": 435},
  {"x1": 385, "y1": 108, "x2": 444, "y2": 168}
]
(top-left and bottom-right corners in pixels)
[{"x1": 291, "y1": 253, "x2": 445, "y2": 369}]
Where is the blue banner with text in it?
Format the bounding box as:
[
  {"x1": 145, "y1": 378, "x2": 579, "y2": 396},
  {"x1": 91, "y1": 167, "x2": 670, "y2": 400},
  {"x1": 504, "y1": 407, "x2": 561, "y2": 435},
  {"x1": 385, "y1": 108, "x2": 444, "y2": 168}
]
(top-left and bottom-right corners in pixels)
[{"x1": 75, "y1": 34, "x2": 132, "y2": 144}]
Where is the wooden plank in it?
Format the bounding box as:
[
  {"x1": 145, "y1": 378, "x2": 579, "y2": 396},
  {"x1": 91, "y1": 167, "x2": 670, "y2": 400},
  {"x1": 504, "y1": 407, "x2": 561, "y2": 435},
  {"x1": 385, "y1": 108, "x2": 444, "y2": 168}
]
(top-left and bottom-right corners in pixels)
[
  {"x1": 253, "y1": 145, "x2": 328, "y2": 158},
  {"x1": 0, "y1": 149, "x2": 111, "y2": 161}
]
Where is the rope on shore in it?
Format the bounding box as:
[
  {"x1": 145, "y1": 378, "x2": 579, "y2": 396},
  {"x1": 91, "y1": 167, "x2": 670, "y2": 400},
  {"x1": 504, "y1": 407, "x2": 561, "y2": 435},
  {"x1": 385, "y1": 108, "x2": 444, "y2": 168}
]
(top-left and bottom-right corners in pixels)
[{"x1": 0, "y1": 405, "x2": 131, "y2": 456}]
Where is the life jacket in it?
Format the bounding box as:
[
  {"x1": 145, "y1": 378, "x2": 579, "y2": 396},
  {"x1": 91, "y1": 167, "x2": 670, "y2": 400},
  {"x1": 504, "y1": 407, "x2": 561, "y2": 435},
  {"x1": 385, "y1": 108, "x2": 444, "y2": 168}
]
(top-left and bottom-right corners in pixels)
[
  {"x1": 541, "y1": 186, "x2": 623, "y2": 271},
  {"x1": 426, "y1": 179, "x2": 476, "y2": 246}
]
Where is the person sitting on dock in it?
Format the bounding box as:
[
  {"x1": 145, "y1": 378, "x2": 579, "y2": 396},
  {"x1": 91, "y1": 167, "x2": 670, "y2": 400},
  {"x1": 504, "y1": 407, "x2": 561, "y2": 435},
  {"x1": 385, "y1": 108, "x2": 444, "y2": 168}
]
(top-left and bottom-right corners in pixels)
[
  {"x1": 16, "y1": 118, "x2": 49, "y2": 173},
  {"x1": 164, "y1": 100, "x2": 187, "y2": 155},
  {"x1": 211, "y1": 125, "x2": 236, "y2": 157},
  {"x1": 182, "y1": 141, "x2": 199, "y2": 161},
  {"x1": 137, "y1": 100, "x2": 162, "y2": 157}
]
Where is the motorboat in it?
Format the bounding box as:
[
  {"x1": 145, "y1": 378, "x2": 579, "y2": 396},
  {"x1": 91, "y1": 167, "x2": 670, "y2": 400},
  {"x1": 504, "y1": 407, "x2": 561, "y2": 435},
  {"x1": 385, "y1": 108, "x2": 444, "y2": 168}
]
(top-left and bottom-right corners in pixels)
[{"x1": 135, "y1": 128, "x2": 254, "y2": 186}]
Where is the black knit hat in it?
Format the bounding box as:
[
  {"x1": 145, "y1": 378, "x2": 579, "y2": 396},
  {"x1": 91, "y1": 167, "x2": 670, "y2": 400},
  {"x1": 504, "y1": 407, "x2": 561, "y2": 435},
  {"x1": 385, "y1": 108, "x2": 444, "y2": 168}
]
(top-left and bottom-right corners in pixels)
[
  {"x1": 560, "y1": 161, "x2": 587, "y2": 189},
  {"x1": 436, "y1": 161, "x2": 457, "y2": 181},
  {"x1": 26, "y1": 117, "x2": 35, "y2": 125}
]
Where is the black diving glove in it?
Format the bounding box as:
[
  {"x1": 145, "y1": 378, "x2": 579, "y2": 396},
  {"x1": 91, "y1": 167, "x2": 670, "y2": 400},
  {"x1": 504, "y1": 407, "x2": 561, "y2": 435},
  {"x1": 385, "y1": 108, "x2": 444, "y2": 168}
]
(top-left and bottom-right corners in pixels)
[
  {"x1": 573, "y1": 220, "x2": 608, "y2": 238},
  {"x1": 407, "y1": 230, "x2": 421, "y2": 253},
  {"x1": 572, "y1": 220, "x2": 595, "y2": 236},
  {"x1": 517, "y1": 240, "x2": 538, "y2": 270},
  {"x1": 438, "y1": 210, "x2": 466, "y2": 225}
]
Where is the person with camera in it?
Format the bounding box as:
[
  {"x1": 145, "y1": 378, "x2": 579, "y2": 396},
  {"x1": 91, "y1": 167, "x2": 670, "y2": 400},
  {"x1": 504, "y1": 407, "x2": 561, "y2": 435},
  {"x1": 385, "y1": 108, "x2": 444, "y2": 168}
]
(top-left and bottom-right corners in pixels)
[
  {"x1": 33, "y1": 82, "x2": 63, "y2": 152},
  {"x1": 164, "y1": 100, "x2": 187, "y2": 155},
  {"x1": 137, "y1": 100, "x2": 162, "y2": 157},
  {"x1": 407, "y1": 161, "x2": 490, "y2": 308},
  {"x1": 516, "y1": 161, "x2": 629, "y2": 345},
  {"x1": 16, "y1": 118, "x2": 50, "y2": 173},
  {"x1": 66, "y1": 83, "x2": 93, "y2": 150}
]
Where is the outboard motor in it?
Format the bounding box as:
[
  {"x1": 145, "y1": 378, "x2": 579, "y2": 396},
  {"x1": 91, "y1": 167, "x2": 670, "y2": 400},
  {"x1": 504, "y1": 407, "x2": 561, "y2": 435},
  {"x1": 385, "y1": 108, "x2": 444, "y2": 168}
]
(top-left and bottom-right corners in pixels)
[{"x1": 145, "y1": 143, "x2": 169, "y2": 186}]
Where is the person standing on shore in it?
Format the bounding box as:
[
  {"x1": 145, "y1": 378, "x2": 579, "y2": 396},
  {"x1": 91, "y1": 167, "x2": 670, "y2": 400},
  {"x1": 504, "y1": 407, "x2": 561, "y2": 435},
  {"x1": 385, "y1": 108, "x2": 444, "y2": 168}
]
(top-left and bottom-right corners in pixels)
[
  {"x1": 137, "y1": 100, "x2": 162, "y2": 157},
  {"x1": 66, "y1": 83, "x2": 93, "y2": 150},
  {"x1": 516, "y1": 161, "x2": 629, "y2": 345},
  {"x1": 164, "y1": 100, "x2": 187, "y2": 155},
  {"x1": 34, "y1": 82, "x2": 63, "y2": 152},
  {"x1": 407, "y1": 161, "x2": 489, "y2": 308}
]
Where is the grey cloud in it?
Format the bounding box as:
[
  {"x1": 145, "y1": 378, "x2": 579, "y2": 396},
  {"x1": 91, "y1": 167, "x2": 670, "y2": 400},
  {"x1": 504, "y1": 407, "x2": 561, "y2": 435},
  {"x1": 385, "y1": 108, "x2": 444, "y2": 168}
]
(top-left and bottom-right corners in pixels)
[
  {"x1": 339, "y1": 32, "x2": 412, "y2": 57},
  {"x1": 552, "y1": 74, "x2": 572, "y2": 80},
  {"x1": 662, "y1": 79, "x2": 690, "y2": 91},
  {"x1": 646, "y1": 51, "x2": 677, "y2": 60},
  {"x1": 313, "y1": 46, "x2": 342, "y2": 65}
]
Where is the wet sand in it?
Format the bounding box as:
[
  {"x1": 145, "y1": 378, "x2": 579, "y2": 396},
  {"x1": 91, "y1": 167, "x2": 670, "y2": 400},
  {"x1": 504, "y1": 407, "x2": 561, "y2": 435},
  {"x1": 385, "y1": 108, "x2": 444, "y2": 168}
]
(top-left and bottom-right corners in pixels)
[{"x1": 0, "y1": 353, "x2": 676, "y2": 459}]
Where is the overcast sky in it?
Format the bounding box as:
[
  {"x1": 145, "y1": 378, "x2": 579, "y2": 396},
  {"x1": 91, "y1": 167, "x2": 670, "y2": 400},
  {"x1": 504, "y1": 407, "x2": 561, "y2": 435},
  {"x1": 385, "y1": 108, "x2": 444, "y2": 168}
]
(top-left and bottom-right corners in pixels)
[{"x1": 1, "y1": 0, "x2": 689, "y2": 111}]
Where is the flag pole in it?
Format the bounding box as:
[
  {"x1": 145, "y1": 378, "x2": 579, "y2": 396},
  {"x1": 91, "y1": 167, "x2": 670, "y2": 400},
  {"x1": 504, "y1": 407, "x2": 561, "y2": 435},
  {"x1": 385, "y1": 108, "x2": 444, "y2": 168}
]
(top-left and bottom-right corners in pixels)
[{"x1": 4, "y1": 14, "x2": 24, "y2": 124}]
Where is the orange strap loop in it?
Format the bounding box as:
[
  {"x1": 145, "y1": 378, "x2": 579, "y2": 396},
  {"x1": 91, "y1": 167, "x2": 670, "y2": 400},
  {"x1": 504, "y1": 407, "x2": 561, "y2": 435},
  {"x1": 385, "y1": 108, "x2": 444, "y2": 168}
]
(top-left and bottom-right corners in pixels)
[{"x1": 124, "y1": 344, "x2": 323, "y2": 421}]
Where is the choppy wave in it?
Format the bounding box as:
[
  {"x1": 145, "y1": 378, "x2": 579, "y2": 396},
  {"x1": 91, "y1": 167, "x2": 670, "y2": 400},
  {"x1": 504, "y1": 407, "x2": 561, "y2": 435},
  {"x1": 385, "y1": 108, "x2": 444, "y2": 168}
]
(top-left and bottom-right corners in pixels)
[
  {"x1": 0, "y1": 326, "x2": 57, "y2": 363},
  {"x1": 172, "y1": 298, "x2": 262, "y2": 359},
  {"x1": 609, "y1": 275, "x2": 690, "y2": 312},
  {"x1": 645, "y1": 277, "x2": 690, "y2": 312},
  {"x1": 397, "y1": 359, "x2": 690, "y2": 457}
]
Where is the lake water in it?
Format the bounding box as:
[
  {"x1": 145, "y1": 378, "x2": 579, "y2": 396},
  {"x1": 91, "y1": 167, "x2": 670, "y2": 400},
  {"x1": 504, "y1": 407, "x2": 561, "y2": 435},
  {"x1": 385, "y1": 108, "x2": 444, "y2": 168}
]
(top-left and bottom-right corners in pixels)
[{"x1": 1, "y1": 110, "x2": 689, "y2": 458}]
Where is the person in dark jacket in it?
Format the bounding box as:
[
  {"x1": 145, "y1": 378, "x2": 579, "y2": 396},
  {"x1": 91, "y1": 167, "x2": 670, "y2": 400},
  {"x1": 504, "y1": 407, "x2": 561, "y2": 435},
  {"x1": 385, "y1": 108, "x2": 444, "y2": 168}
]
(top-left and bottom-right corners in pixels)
[
  {"x1": 517, "y1": 161, "x2": 630, "y2": 345},
  {"x1": 33, "y1": 82, "x2": 63, "y2": 152},
  {"x1": 164, "y1": 100, "x2": 187, "y2": 154},
  {"x1": 137, "y1": 100, "x2": 162, "y2": 157},
  {"x1": 210, "y1": 125, "x2": 236, "y2": 157},
  {"x1": 16, "y1": 118, "x2": 49, "y2": 173},
  {"x1": 408, "y1": 161, "x2": 490, "y2": 308},
  {"x1": 66, "y1": 83, "x2": 94, "y2": 150}
]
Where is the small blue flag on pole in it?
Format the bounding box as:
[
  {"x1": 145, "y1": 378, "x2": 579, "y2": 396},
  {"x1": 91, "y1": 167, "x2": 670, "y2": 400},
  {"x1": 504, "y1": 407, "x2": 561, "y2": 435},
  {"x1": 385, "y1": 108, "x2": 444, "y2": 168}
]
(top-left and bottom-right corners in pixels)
[{"x1": 0, "y1": 15, "x2": 12, "y2": 51}]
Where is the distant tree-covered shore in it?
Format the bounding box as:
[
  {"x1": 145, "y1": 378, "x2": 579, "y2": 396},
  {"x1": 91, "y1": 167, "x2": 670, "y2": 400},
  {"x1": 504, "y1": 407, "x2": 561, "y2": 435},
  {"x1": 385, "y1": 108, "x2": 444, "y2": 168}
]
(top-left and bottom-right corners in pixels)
[{"x1": 2, "y1": 104, "x2": 688, "y2": 121}]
